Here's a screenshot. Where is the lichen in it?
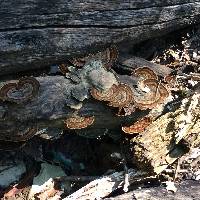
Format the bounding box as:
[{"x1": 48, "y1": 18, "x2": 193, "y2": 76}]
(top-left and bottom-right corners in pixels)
[{"x1": 64, "y1": 59, "x2": 118, "y2": 110}]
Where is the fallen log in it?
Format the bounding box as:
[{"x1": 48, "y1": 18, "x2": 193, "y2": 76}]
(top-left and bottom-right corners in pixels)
[
  {"x1": 1, "y1": 0, "x2": 200, "y2": 75},
  {"x1": 0, "y1": 57, "x2": 170, "y2": 141}
]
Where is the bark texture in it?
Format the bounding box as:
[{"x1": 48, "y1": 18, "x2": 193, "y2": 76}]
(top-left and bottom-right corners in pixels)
[{"x1": 1, "y1": 0, "x2": 200, "y2": 75}]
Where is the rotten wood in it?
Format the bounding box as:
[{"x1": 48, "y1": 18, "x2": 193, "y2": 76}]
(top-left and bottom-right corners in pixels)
[
  {"x1": 0, "y1": 58, "x2": 170, "y2": 142},
  {"x1": 131, "y1": 90, "x2": 200, "y2": 174},
  {"x1": 1, "y1": 1, "x2": 200, "y2": 75}
]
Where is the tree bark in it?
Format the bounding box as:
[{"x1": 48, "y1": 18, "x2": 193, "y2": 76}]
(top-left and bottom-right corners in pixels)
[{"x1": 1, "y1": 0, "x2": 200, "y2": 75}]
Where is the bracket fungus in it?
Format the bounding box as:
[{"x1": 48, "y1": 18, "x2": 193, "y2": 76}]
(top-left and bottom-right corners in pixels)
[
  {"x1": 131, "y1": 67, "x2": 170, "y2": 110},
  {"x1": 91, "y1": 83, "x2": 134, "y2": 116},
  {"x1": 164, "y1": 74, "x2": 178, "y2": 89},
  {"x1": 90, "y1": 84, "x2": 118, "y2": 102},
  {"x1": 59, "y1": 63, "x2": 70, "y2": 75},
  {"x1": 63, "y1": 60, "x2": 118, "y2": 110},
  {"x1": 59, "y1": 45, "x2": 118, "y2": 74},
  {"x1": 64, "y1": 115, "x2": 95, "y2": 129},
  {"x1": 0, "y1": 77, "x2": 40, "y2": 104},
  {"x1": 122, "y1": 117, "x2": 152, "y2": 134},
  {"x1": 133, "y1": 79, "x2": 169, "y2": 110},
  {"x1": 1, "y1": 126, "x2": 37, "y2": 142},
  {"x1": 107, "y1": 84, "x2": 134, "y2": 112},
  {"x1": 133, "y1": 67, "x2": 158, "y2": 81},
  {"x1": 70, "y1": 45, "x2": 118, "y2": 69}
]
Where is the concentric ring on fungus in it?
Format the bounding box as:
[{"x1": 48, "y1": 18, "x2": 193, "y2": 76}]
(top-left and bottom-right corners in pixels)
[
  {"x1": 90, "y1": 84, "x2": 118, "y2": 102},
  {"x1": 0, "y1": 77, "x2": 40, "y2": 104},
  {"x1": 108, "y1": 84, "x2": 133, "y2": 108},
  {"x1": 69, "y1": 45, "x2": 118, "y2": 69},
  {"x1": 64, "y1": 116, "x2": 95, "y2": 129},
  {"x1": 101, "y1": 45, "x2": 118, "y2": 68},
  {"x1": 2, "y1": 127, "x2": 37, "y2": 142},
  {"x1": 59, "y1": 63, "x2": 70, "y2": 75},
  {"x1": 69, "y1": 57, "x2": 88, "y2": 68},
  {"x1": 122, "y1": 116, "x2": 152, "y2": 134},
  {"x1": 134, "y1": 79, "x2": 169, "y2": 110},
  {"x1": 133, "y1": 67, "x2": 158, "y2": 80},
  {"x1": 164, "y1": 75, "x2": 177, "y2": 88}
]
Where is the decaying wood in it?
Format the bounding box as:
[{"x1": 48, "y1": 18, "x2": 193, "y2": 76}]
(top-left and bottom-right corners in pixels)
[
  {"x1": 117, "y1": 56, "x2": 172, "y2": 77},
  {"x1": 0, "y1": 58, "x2": 171, "y2": 141},
  {"x1": 131, "y1": 89, "x2": 200, "y2": 174},
  {"x1": 64, "y1": 169, "x2": 148, "y2": 200},
  {"x1": 104, "y1": 180, "x2": 200, "y2": 200},
  {"x1": 1, "y1": 0, "x2": 200, "y2": 75}
]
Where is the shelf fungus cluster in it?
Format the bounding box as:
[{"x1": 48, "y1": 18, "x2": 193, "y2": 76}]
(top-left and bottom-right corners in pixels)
[
  {"x1": 0, "y1": 77, "x2": 40, "y2": 104},
  {"x1": 0, "y1": 121, "x2": 37, "y2": 142},
  {"x1": 122, "y1": 117, "x2": 152, "y2": 134},
  {"x1": 64, "y1": 60, "x2": 118, "y2": 110},
  {"x1": 132, "y1": 67, "x2": 170, "y2": 110},
  {"x1": 59, "y1": 45, "x2": 118, "y2": 75},
  {"x1": 91, "y1": 83, "x2": 134, "y2": 116},
  {"x1": 91, "y1": 67, "x2": 170, "y2": 116},
  {"x1": 64, "y1": 115, "x2": 95, "y2": 129}
]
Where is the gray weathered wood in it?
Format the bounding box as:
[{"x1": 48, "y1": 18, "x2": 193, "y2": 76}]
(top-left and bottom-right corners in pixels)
[
  {"x1": 1, "y1": 0, "x2": 200, "y2": 75},
  {"x1": 105, "y1": 180, "x2": 200, "y2": 200},
  {"x1": 0, "y1": 57, "x2": 171, "y2": 141}
]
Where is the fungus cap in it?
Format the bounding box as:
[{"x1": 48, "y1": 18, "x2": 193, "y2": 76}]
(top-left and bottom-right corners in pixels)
[
  {"x1": 133, "y1": 67, "x2": 158, "y2": 80},
  {"x1": 64, "y1": 116, "x2": 95, "y2": 129},
  {"x1": 122, "y1": 117, "x2": 152, "y2": 134},
  {"x1": 0, "y1": 77, "x2": 40, "y2": 104}
]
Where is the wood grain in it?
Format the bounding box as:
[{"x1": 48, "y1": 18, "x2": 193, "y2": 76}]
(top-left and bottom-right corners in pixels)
[{"x1": 0, "y1": 1, "x2": 200, "y2": 75}]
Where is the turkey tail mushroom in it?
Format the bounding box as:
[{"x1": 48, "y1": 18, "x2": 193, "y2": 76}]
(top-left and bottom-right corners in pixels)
[
  {"x1": 90, "y1": 84, "x2": 118, "y2": 102},
  {"x1": 0, "y1": 127, "x2": 37, "y2": 142},
  {"x1": 91, "y1": 83, "x2": 135, "y2": 116},
  {"x1": 108, "y1": 84, "x2": 133, "y2": 108},
  {"x1": 69, "y1": 57, "x2": 88, "y2": 68},
  {"x1": 59, "y1": 63, "x2": 70, "y2": 75},
  {"x1": 122, "y1": 116, "x2": 152, "y2": 134},
  {"x1": 0, "y1": 77, "x2": 40, "y2": 104},
  {"x1": 64, "y1": 116, "x2": 95, "y2": 129},
  {"x1": 100, "y1": 45, "x2": 118, "y2": 69},
  {"x1": 133, "y1": 67, "x2": 158, "y2": 80},
  {"x1": 69, "y1": 45, "x2": 118, "y2": 69},
  {"x1": 133, "y1": 79, "x2": 169, "y2": 110}
]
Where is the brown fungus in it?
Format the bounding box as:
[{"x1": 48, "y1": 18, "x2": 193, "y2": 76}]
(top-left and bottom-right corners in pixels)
[
  {"x1": 122, "y1": 116, "x2": 152, "y2": 134},
  {"x1": 108, "y1": 84, "x2": 133, "y2": 108},
  {"x1": 91, "y1": 83, "x2": 134, "y2": 116},
  {"x1": 134, "y1": 79, "x2": 169, "y2": 110},
  {"x1": 59, "y1": 63, "x2": 70, "y2": 75},
  {"x1": 0, "y1": 77, "x2": 40, "y2": 104},
  {"x1": 164, "y1": 74, "x2": 177, "y2": 88},
  {"x1": 133, "y1": 67, "x2": 158, "y2": 80},
  {"x1": 99, "y1": 45, "x2": 118, "y2": 68},
  {"x1": 69, "y1": 57, "x2": 88, "y2": 68},
  {"x1": 90, "y1": 84, "x2": 118, "y2": 102},
  {"x1": 69, "y1": 45, "x2": 118, "y2": 69},
  {"x1": 64, "y1": 116, "x2": 95, "y2": 129},
  {"x1": 14, "y1": 127, "x2": 37, "y2": 142},
  {"x1": 1, "y1": 127, "x2": 37, "y2": 142},
  {"x1": 122, "y1": 103, "x2": 136, "y2": 116},
  {"x1": 108, "y1": 84, "x2": 134, "y2": 115}
]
